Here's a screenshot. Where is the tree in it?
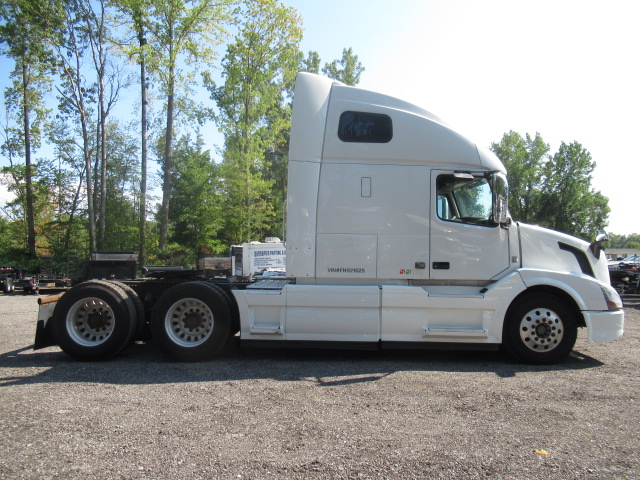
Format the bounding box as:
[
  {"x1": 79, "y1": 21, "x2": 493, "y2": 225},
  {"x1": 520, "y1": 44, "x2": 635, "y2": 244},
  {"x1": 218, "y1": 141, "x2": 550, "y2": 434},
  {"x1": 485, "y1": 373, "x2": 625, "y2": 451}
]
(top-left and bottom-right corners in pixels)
[
  {"x1": 538, "y1": 141, "x2": 609, "y2": 239},
  {"x1": 301, "y1": 50, "x2": 320, "y2": 74},
  {"x1": 78, "y1": 0, "x2": 127, "y2": 250},
  {"x1": 169, "y1": 134, "x2": 223, "y2": 264},
  {"x1": 0, "y1": 0, "x2": 58, "y2": 258},
  {"x1": 322, "y1": 47, "x2": 364, "y2": 86},
  {"x1": 491, "y1": 132, "x2": 610, "y2": 240},
  {"x1": 46, "y1": 118, "x2": 90, "y2": 254},
  {"x1": 101, "y1": 120, "x2": 140, "y2": 251},
  {"x1": 33, "y1": 155, "x2": 87, "y2": 256},
  {"x1": 144, "y1": 0, "x2": 232, "y2": 251},
  {"x1": 206, "y1": 0, "x2": 303, "y2": 244},
  {"x1": 112, "y1": 0, "x2": 151, "y2": 265},
  {"x1": 0, "y1": 160, "x2": 54, "y2": 254},
  {"x1": 490, "y1": 131, "x2": 548, "y2": 224},
  {"x1": 608, "y1": 233, "x2": 640, "y2": 248},
  {"x1": 53, "y1": 0, "x2": 99, "y2": 253}
]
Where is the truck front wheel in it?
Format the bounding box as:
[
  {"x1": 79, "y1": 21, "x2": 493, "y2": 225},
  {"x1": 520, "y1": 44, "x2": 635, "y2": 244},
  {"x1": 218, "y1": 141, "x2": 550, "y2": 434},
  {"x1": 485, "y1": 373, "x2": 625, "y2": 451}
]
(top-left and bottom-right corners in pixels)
[
  {"x1": 51, "y1": 281, "x2": 138, "y2": 360},
  {"x1": 503, "y1": 293, "x2": 578, "y2": 364},
  {"x1": 150, "y1": 281, "x2": 231, "y2": 362}
]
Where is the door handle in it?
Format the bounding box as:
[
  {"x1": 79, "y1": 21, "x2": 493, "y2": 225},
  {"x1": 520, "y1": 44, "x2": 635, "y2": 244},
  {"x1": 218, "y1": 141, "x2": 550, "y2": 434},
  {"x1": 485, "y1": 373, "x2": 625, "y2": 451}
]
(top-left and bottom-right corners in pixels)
[{"x1": 432, "y1": 262, "x2": 450, "y2": 270}]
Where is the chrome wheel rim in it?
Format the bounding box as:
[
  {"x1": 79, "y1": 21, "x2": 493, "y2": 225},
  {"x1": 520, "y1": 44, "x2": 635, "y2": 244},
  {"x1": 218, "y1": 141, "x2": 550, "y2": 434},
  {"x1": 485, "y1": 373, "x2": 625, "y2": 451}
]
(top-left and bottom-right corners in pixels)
[
  {"x1": 66, "y1": 297, "x2": 115, "y2": 347},
  {"x1": 164, "y1": 298, "x2": 214, "y2": 347},
  {"x1": 519, "y1": 307, "x2": 564, "y2": 352}
]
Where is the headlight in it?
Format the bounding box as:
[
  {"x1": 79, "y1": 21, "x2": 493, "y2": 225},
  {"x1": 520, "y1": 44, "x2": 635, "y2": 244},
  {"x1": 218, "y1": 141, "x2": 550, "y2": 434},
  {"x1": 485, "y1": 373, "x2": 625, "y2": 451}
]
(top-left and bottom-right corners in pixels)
[{"x1": 600, "y1": 284, "x2": 623, "y2": 311}]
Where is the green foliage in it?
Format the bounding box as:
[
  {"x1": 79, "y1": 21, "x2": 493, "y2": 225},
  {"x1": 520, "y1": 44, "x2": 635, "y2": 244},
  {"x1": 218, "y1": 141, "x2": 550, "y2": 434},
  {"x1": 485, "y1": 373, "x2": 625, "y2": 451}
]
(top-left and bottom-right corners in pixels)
[
  {"x1": 144, "y1": 0, "x2": 232, "y2": 88},
  {"x1": 491, "y1": 132, "x2": 610, "y2": 241},
  {"x1": 101, "y1": 121, "x2": 141, "y2": 252},
  {"x1": 1, "y1": 160, "x2": 62, "y2": 247},
  {"x1": 302, "y1": 50, "x2": 321, "y2": 74},
  {"x1": 0, "y1": 0, "x2": 59, "y2": 257},
  {"x1": 143, "y1": 0, "x2": 233, "y2": 250},
  {"x1": 608, "y1": 233, "x2": 640, "y2": 249},
  {"x1": 168, "y1": 134, "x2": 225, "y2": 263},
  {"x1": 0, "y1": 0, "x2": 376, "y2": 267},
  {"x1": 3, "y1": 0, "x2": 619, "y2": 270},
  {"x1": 490, "y1": 131, "x2": 548, "y2": 223},
  {"x1": 321, "y1": 47, "x2": 365, "y2": 86},
  {"x1": 0, "y1": 215, "x2": 26, "y2": 258},
  {"x1": 538, "y1": 141, "x2": 609, "y2": 239},
  {"x1": 207, "y1": 0, "x2": 302, "y2": 245}
]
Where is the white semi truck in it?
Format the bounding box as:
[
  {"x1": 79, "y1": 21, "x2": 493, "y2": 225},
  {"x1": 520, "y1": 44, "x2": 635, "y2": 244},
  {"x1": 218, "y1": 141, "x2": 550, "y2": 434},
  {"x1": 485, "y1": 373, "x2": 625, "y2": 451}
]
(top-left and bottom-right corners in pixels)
[{"x1": 34, "y1": 73, "x2": 624, "y2": 364}]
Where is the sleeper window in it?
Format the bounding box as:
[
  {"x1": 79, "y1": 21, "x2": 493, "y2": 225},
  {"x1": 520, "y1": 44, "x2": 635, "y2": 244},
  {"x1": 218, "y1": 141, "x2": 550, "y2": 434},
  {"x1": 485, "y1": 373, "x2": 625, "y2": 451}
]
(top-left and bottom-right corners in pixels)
[{"x1": 338, "y1": 111, "x2": 392, "y2": 143}]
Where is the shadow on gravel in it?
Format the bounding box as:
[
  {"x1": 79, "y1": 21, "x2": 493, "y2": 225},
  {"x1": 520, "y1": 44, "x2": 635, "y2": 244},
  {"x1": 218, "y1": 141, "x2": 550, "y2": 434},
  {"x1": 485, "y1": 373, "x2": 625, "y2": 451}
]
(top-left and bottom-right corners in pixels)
[{"x1": 0, "y1": 338, "x2": 605, "y2": 388}]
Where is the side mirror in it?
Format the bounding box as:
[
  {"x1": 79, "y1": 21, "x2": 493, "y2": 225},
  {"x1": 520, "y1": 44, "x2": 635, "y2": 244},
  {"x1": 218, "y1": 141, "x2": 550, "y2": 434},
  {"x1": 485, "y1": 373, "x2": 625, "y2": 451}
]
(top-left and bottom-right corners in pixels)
[
  {"x1": 595, "y1": 230, "x2": 609, "y2": 243},
  {"x1": 491, "y1": 173, "x2": 510, "y2": 227},
  {"x1": 589, "y1": 230, "x2": 609, "y2": 258}
]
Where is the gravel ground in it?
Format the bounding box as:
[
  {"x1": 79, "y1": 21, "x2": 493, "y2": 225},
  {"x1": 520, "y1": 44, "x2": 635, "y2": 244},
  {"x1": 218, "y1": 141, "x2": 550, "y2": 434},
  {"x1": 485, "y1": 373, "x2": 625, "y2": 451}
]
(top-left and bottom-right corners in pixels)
[{"x1": 0, "y1": 292, "x2": 638, "y2": 480}]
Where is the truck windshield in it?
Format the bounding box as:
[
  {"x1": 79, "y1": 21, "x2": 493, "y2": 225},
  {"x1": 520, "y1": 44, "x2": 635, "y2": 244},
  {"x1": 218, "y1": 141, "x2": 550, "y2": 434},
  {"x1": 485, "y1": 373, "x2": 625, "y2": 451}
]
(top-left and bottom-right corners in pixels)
[{"x1": 437, "y1": 174, "x2": 493, "y2": 225}]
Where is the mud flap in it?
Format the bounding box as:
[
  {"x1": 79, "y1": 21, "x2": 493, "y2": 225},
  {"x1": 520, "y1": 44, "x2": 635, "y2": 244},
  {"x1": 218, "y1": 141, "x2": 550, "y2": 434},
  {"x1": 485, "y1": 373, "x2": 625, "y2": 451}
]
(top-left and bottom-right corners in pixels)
[
  {"x1": 33, "y1": 294, "x2": 63, "y2": 350},
  {"x1": 34, "y1": 318, "x2": 56, "y2": 349}
]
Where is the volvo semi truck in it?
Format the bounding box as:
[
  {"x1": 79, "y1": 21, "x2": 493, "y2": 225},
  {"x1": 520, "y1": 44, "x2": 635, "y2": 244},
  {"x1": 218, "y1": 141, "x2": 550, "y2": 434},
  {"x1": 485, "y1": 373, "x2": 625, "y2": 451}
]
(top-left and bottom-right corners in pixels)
[{"x1": 34, "y1": 73, "x2": 624, "y2": 364}]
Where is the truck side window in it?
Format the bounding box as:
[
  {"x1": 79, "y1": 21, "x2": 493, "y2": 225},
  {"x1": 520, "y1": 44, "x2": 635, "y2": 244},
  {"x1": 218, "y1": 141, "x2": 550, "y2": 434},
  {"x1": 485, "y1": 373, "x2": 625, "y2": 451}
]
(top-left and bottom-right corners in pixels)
[
  {"x1": 437, "y1": 174, "x2": 493, "y2": 226},
  {"x1": 338, "y1": 111, "x2": 392, "y2": 143}
]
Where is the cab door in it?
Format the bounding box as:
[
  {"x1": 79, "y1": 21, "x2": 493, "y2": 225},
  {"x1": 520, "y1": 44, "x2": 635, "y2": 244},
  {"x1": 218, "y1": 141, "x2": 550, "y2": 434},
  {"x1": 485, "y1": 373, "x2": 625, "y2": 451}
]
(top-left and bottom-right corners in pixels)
[{"x1": 430, "y1": 170, "x2": 511, "y2": 281}]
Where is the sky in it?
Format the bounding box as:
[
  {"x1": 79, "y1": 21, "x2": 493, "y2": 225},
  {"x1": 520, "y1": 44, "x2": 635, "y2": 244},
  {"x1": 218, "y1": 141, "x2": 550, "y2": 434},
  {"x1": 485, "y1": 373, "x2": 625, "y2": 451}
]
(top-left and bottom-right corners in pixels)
[
  {"x1": 286, "y1": 0, "x2": 640, "y2": 235},
  {"x1": 1, "y1": 0, "x2": 638, "y2": 235}
]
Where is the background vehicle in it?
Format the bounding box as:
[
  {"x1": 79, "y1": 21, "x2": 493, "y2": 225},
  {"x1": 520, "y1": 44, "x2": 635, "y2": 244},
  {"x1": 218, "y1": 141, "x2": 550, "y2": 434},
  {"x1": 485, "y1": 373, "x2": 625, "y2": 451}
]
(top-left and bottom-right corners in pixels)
[
  {"x1": 610, "y1": 269, "x2": 640, "y2": 295},
  {"x1": 0, "y1": 266, "x2": 16, "y2": 293},
  {"x1": 34, "y1": 73, "x2": 624, "y2": 365},
  {"x1": 18, "y1": 275, "x2": 39, "y2": 295}
]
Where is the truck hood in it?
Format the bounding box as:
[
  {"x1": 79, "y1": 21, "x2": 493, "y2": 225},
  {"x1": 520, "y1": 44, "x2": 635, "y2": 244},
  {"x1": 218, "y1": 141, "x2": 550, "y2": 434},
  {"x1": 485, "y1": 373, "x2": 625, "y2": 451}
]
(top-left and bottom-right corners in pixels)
[{"x1": 518, "y1": 223, "x2": 610, "y2": 285}]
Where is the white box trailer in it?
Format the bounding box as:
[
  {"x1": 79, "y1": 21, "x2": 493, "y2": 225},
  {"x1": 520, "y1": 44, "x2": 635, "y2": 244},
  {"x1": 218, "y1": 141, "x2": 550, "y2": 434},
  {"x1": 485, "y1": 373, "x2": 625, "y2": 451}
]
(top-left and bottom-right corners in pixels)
[
  {"x1": 231, "y1": 240, "x2": 286, "y2": 278},
  {"x1": 34, "y1": 73, "x2": 624, "y2": 364}
]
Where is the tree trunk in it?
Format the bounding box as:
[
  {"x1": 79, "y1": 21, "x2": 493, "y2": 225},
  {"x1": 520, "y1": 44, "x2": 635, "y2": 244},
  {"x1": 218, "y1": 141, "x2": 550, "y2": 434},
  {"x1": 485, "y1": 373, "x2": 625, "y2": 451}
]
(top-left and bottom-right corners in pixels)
[
  {"x1": 98, "y1": 76, "x2": 107, "y2": 250},
  {"x1": 83, "y1": 113, "x2": 96, "y2": 253},
  {"x1": 22, "y1": 61, "x2": 37, "y2": 258},
  {"x1": 159, "y1": 64, "x2": 175, "y2": 251},
  {"x1": 63, "y1": 166, "x2": 85, "y2": 251},
  {"x1": 139, "y1": 31, "x2": 148, "y2": 266}
]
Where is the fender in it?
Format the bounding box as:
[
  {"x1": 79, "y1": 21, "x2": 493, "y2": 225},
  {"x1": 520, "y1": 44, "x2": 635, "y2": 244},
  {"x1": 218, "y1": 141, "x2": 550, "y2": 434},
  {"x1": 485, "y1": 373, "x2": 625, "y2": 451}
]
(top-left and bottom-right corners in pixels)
[
  {"x1": 477, "y1": 271, "x2": 527, "y2": 343},
  {"x1": 517, "y1": 268, "x2": 609, "y2": 312}
]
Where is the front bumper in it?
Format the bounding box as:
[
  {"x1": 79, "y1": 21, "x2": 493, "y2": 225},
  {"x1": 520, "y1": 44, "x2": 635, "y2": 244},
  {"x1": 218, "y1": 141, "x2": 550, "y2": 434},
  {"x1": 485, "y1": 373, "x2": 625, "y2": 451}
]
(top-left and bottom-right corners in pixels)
[{"x1": 583, "y1": 310, "x2": 624, "y2": 343}]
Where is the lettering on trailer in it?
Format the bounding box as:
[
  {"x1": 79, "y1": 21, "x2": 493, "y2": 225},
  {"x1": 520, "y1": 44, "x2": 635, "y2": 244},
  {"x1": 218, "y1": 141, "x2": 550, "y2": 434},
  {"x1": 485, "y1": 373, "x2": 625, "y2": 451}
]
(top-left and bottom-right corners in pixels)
[
  {"x1": 250, "y1": 249, "x2": 285, "y2": 270},
  {"x1": 253, "y1": 250, "x2": 285, "y2": 257},
  {"x1": 327, "y1": 267, "x2": 366, "y2": 274}
]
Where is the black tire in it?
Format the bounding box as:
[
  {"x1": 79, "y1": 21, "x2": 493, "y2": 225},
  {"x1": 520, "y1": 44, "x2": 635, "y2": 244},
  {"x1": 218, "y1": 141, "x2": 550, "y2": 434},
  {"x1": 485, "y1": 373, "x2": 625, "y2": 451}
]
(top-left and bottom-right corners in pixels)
[
  {"x1": 210, "y1": 284, "x2": 240, "y2": 335},
  {"x1": 109, "y1": 281, "x2": 146, "y2": 341},
  {"x1": 75, "y1": 280, "x2": 143, "y2": 342},
  {"x1": 151, "y1": 281, "x2": 231, "y2": 362},
  {"x1": 51, "y1": 281, "x2": 137, "y2": 360},
  {"x1": 503, "y1": 293, "x2": 578, "y2": 364}
]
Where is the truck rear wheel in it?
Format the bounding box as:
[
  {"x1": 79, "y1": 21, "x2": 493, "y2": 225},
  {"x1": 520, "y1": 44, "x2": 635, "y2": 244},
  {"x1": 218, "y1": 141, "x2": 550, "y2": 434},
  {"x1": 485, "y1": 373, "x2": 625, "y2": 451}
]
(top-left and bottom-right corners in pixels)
[
  {"x1": 109, "y1": 281, "x2": 146, "y2": 341},
  {"x1": 150, "y1": 281, "x2": 231, "y2": 362},
  {"x1": 51, "y1": 281, "x2": 138, "y2": 360},
  {"x1": 503, "y1": 293, "x2": 578, "y2": 364}
]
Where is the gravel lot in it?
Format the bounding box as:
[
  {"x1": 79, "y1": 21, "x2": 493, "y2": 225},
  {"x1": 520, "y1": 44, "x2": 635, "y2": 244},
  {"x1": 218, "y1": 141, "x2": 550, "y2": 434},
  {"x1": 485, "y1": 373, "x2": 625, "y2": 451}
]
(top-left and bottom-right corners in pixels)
[{"x1": 0, "y1": 292, "x2": 638, "y2": 480}]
